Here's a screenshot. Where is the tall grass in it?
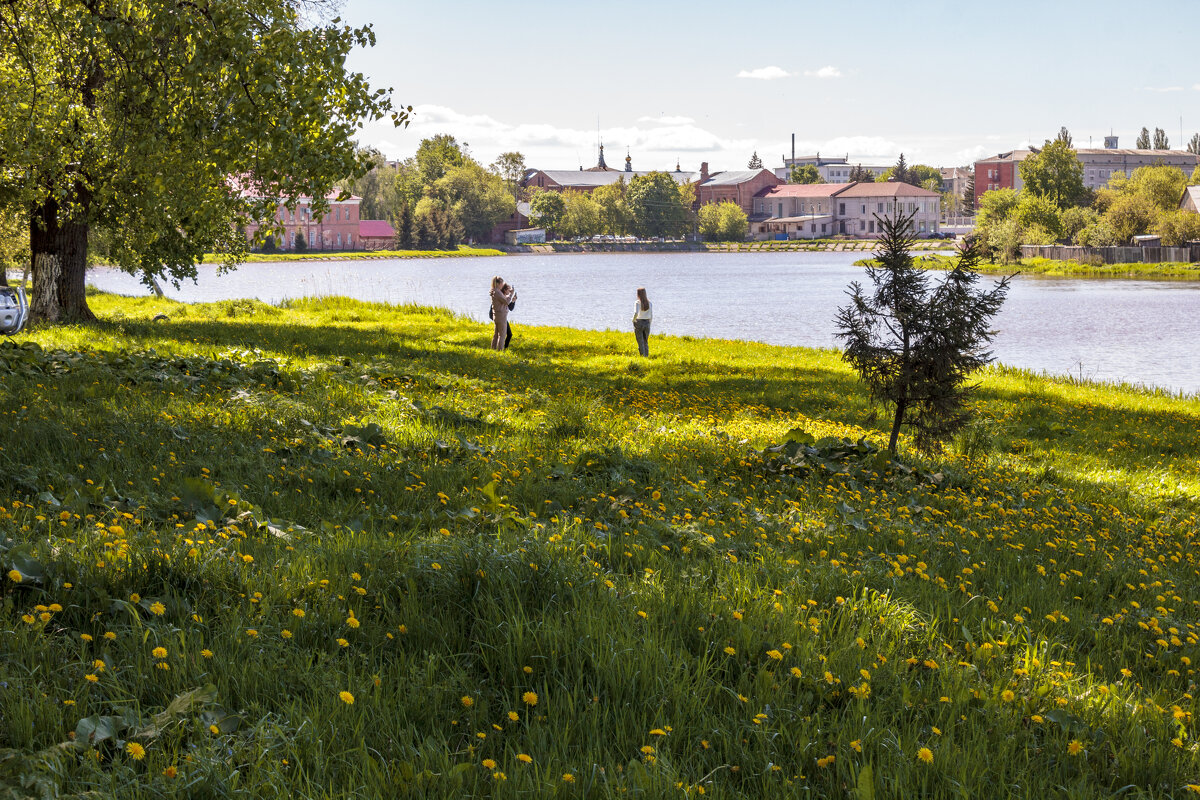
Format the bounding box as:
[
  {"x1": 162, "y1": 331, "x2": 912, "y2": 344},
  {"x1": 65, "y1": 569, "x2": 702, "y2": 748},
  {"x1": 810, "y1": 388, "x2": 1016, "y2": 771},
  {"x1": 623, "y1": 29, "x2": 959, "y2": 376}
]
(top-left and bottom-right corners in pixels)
[{"x1": 0, "y1": 293, "x2": 1197, "y2": 798}]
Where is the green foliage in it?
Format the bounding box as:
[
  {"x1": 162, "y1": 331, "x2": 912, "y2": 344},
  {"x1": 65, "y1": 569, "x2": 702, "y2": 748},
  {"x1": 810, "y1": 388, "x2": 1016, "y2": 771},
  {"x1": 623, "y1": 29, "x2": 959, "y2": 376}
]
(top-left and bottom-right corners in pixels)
[
  {"x1": 789, "y1": 164, "x2": 822, "y2": 184},
  {"x1": 1124, "y1": 165, "x2": 1188, "y2": 211},
  {"x1": 747, "y1": 151, "x2": 764, "y2": 169},
  {"x1": 1059, "y1": 206, "x2": 1099, "y2": 243},
  {"x1": 591, "y1": 179, "x2": 632, "y2": 236},
  {"x1": 1103, "y1": 193, "x2": 1156, "y2": 243},
  {"x1": 1153, "y1": 127, "x2": 1169, "y2": 150},
  {"x1": 392, "y1": 203, "x2": 415, "y2": 250},
  {"x1": 836, "y1": 216, "x2": 1010, "y2": 453},
  {"x1": 489, "y1": 152, "x2": 527, "y2": 199},
  {"x1": 0, "y1": 207, "x2": 28, "y2": 274},
  {"x1": 984, "y1": 217, "x2": 1023, "y2": 264},
  {"x1": 527, "y1": 190, "x2": 566, "y2": 235},
  {"x1": 429, "y1": 163, "x2": 515, "y2": 243},
  {"x1": 415, "y1": 134, "x2": 468, "y2": 186},
  {"x1": 1154, "y1": 209, "x2": 1200, "y2": 246},
  {"x1": 1013, "y1": 194, "x2": 1063, "y2": 239},
  {"x1": 0, "y1": 0, "x2": 401, "y2": 322},
  {"x1": 697, "y1": 202, "x2": 749, "y2": 242},
  {"x1": 1018, "y1": 140, "x2": 1086, "y2": 209},
  {"x1": 559, "y1": 191, "x2": 602, "y2": 240},
  {"x1": 849, "y1": 164, "x2": 876, "y2": 183},
  {"x1": 292, "y1": 231, "x2": 307, "y2": 253},
  {"x1": 1136, "y1": 127, "x2": 1151, "y2": 149},
  {"x1": 626, "y1": 172, "x2": 692, "y2": 239},
  {"x1": 1191, "y1": 166, "x2": 1200, "y2": 185}
]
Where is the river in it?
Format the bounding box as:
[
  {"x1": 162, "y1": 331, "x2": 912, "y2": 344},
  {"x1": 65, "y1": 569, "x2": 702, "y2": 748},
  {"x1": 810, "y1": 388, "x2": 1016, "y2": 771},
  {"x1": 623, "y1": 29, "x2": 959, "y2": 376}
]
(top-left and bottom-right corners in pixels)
[{"x1": 85, "y1": 252, "x2": 1200, "y2": 396}]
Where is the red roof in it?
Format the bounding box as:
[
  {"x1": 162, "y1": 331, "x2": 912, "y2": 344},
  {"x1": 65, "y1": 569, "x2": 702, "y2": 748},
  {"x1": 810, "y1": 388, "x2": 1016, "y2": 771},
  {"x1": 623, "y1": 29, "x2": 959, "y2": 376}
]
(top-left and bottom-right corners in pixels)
[
  {"x1": 754, "y1": 183, "x2": 845, "y2": 199},
  {"x1": 358, "y1": 219, "x2": 394, "y2": 238}
]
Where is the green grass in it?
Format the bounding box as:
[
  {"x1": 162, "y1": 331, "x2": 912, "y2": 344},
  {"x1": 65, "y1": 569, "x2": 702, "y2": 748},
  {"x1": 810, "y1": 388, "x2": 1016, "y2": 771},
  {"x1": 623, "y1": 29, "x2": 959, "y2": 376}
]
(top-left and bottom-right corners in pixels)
[
  {"x1": 1, "y1": 293, "x2": 1198, "y2": 798},
  {"x1": 204, "y1": 244, "x2": 505, "y2": 263},
  {"x1": 869, "y1": 253, "x2": 1200, "y2": 280}
]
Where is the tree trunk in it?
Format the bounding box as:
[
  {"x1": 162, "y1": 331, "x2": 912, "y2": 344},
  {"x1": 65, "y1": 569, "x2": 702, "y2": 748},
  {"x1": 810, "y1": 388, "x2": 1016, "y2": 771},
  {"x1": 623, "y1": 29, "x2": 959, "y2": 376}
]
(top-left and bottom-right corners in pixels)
[
  {"x1": 888, "y1": 398, "x2": 906, "y2": 454},
  {"x1": 29, "y1": 191, "x2": 95, "y2": 325}
]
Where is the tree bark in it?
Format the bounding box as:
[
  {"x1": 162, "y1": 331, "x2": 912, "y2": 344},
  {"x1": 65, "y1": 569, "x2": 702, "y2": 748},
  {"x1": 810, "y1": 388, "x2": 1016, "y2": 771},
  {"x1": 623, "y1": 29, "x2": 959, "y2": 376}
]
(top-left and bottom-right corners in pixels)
[
  {"x1": 29, "y1": 190, "x2": 96, "y2": 324},
  {"x1": 888, "y1": 398, "x2": 906, "y2": 454}
]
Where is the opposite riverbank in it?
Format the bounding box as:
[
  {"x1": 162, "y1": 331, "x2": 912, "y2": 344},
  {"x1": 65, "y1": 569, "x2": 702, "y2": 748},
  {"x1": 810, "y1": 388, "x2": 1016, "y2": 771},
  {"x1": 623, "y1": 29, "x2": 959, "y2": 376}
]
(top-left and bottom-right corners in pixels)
[
  {"x1": 856, "y1": 252, "x2": 1200, "y2": 280},
  {"x1": 1, "y1": 293, "x2": 1198, "y2": 798}
]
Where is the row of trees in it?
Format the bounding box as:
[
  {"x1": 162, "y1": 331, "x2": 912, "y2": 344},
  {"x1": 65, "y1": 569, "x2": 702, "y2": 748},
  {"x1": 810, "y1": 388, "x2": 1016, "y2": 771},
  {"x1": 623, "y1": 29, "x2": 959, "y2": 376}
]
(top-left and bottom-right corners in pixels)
[
  {"x1": 974, "y1": 130, "x2": 1200, "y2": 261},
  {"x1": 341, "y1": 135, "x2": 519, "y2": 248},
  {"x1": 526, "y1": 172, "x2": 698, "y2": 240}
]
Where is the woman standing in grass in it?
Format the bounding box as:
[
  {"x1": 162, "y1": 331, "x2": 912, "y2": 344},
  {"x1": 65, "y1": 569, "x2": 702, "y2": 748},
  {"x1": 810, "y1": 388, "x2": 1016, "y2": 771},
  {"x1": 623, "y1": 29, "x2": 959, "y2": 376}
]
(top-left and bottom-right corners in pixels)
[
  {"x1": 490, "y1": 277, "x2": 515, "y2": 351},
  {"x1": 632, "y1": 287, "x2": 652, "y2": 357}
]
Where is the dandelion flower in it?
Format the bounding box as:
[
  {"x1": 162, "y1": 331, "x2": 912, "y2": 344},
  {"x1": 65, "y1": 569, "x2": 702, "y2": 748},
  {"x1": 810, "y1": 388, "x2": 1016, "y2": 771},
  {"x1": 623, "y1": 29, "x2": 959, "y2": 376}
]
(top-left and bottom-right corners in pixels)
[
  {"x1": 85, "y1": 674, "x2": 99, "y2": 683},
  {"x1": 200, "y1": 649, "x2": 213, "y2": 659},
  {"x1": 125, "y1": 742, "x2": 146, "y2": 760},
  {"x1": 209, "y1": 724, "x2": 220, "y2": 735},
  {"x1": 6, "y1": 569, "x2": 21, "y2": 583},
  {"x1": 339, "y1": 691, "x2": 355, "y2": 705},
  {"x1": 1001, "y1": 689, "x2": 1015, "y2": 702},
  {"x1": 293, "y1": 608, "x2": 305, "y2": 618},
  {"x1": 917, "y1": 747, "x2": 933, "y2": 764},
  {"x1": 461, "y1": 696, "x2": 474, "y2": 708},
  {"x1": 346, "y1": 616, "x2": 360, "y2": 629},
  {"x1": 149, "y1": 602, "x2": 166, "y2": 616},
  {"x1": 1067, "y1": 740, "x2": 1084, "y2": 756},
  {"x1": 517, "y1": 753, "x2": 532, "y2": 763},
  {"x1": 522, "y1": 691, "x2": 538, "y2": 707},
  {"x1": 508, "y1": 711, "x2": 519, "y2": 722},
  {"x1": 152, "y1": 646, "x2": 168, "y2": 659},
  {"x1": 563, "y1": 773, "x2": 575, "y2": 783},
  {"x1": 766, "y1": 649, "x2": 783, "y2": 661},
  {"x1": 482, "y1": 759, "x2": 496, "y2": 769},
  {"x1": 163, "y1": 766, "x2": 177, "y2": 778}
]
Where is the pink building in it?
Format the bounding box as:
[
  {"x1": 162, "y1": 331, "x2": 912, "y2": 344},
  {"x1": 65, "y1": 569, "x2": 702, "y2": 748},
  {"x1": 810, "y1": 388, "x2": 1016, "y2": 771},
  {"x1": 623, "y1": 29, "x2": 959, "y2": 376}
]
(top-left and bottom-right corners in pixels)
[
  {"x1": 244, "y1": 192, "x2": 362, "y2": 251},
  {"x1": 358, "y1": 219, "x2": 395, "y2": 250}
]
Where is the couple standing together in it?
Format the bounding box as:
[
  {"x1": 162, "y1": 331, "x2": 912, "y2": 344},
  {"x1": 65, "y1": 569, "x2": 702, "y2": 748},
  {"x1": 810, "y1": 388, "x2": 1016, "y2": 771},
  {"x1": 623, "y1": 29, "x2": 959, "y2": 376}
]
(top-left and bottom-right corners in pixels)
[{"x1": 489, "y1": 276, "x2": 654, "y2": 357}]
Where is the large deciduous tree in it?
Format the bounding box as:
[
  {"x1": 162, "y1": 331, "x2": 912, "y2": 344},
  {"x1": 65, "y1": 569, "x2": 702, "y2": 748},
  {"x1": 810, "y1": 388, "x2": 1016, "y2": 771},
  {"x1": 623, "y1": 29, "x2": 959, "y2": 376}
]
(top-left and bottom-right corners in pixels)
[
  {"x1": 836, "y1": 215, "x2": 1010, "y2": 454},
  {"x1": 789, "y1": 164, "x2": 821, "y2": 184},
  {"x1": 0, "y1": 0, "x2": 402, "y2": 324},
  {"x1": 1018, "y1": 139, "x2": 1086, "y2": 209},
  {"x1": 1136, "y1": 127, "x2": 1152, "y2": 149},
  {"x1": 1153, "y1": 128, "x2": 1170, "y2": 150},
  {"x1": 627, "y1": 172, "x2": 691, "y2": 239}
]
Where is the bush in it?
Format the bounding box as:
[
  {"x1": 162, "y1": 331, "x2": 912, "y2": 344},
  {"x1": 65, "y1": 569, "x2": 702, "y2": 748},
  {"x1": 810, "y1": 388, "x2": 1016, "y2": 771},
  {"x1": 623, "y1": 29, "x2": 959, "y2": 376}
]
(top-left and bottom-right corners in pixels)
[{"x1": 698, "y1": 202, "x2": 748, "y2": 242}]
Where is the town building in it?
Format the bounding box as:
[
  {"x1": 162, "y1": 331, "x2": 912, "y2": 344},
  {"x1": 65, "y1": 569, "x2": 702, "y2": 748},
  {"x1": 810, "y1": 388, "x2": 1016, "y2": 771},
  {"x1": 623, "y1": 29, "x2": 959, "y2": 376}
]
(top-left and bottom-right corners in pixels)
[
  {"x1": 1180, "y1": 186, "x2": 1200, "y2": 214},
  {"x1": 773, "y1": 154, "x2": 892, "y2": 184},
  {"x1": 973, "y1": 137, "x2": 1200, "y2": 207},
  {"x1": 694, "y1": 166, "x2": 782, "y2": 214},
  {"x1": 524, "y1": 146, "x2": 700, "y2": 193},
  {"x1": 750, "y1": 181, "x2": 941, "y2": 239},
  {"x1": 358, "y1": 219, "x2": 396, "y2": 250},
  {"x1": 243, "y1": 192, "x2": 361, "y2": 251}
]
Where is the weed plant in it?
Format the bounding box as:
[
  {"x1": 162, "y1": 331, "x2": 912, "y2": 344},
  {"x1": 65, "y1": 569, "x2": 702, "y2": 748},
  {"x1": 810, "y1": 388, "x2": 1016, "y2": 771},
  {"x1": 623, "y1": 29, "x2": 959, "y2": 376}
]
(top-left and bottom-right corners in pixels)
[{"x1": 0, "y1": 293, "x2": 1197, "y2": 798}]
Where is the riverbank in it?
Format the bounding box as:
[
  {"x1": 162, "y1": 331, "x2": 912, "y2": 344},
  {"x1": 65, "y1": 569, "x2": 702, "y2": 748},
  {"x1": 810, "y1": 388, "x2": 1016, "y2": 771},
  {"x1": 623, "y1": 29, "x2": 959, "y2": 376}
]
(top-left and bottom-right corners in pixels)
[
  {"x1": 512, "y1": 239, "x2": 951, "y2": 255},
  {"x1": 203, "y1": 244, "x2": 505, "y2": 263},
  {"x1": 857, "y1": 252, "x2": 1200, "y2": 279},
  {"x1": 2, "y1": 293, "x2": 1197, "y2": 798}
]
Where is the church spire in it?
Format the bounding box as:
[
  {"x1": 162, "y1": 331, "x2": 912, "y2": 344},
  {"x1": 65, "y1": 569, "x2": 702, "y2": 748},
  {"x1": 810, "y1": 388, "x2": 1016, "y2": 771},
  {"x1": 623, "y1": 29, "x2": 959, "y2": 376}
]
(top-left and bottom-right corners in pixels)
[
  {"x1": 625, "y1": 148, "x2": 632, "y2": 172},
  {"x1": 597, "y1": 143, "x2": 607, "y2": 170}
]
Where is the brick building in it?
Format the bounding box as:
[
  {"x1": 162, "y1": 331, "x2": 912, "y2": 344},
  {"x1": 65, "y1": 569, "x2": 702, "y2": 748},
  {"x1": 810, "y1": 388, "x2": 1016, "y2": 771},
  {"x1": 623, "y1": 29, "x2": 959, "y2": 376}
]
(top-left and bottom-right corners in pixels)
[
  {"x1": 750, "y1": 181, "x2": 941, "y2": 239},
  {"x1": 244, "y1": 192, "x2": 362, "y2": 251},
  {"x1": 358, "y1": 219, "x2": 395, "y2": 250},
  {"x1": 695, "y1": 166, "x2": 782, "y2": 214}
]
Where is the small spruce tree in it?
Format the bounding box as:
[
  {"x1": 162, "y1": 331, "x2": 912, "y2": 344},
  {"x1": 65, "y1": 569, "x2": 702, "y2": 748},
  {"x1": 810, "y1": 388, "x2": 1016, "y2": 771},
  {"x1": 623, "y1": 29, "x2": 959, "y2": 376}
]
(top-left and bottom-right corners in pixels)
[
  {"x1": 293, "y1": 231, "x2": 307, "y2": 252},
  {"x1": 835, "y1": 214, "x2": 1011, "y2": 454},
  {"x1": 393, "y1": 203, "x2": 415, "y2": 249},
  {"x1": 962, "y1": 171, "x2": 976, "y2": 215},
  {"x1": 894, "y1": 153, "x2": 909, "y2": 185},
  {"x1": 747, "y1": 151, "x2": 764, "y2": 169}
]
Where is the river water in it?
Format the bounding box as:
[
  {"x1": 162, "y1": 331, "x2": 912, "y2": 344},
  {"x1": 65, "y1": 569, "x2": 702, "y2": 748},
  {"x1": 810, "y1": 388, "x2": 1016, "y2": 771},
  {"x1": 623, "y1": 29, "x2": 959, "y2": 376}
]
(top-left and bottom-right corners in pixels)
[{"x1": 85, "y1": 252, "x2": 1200, "y2": 396}]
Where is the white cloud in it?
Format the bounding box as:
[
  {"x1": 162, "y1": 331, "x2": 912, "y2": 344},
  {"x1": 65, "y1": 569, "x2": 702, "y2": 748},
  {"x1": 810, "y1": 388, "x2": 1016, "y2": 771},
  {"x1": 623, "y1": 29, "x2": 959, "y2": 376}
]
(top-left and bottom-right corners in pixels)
[
  {"x1": 1194, "y1": 83, "x2": 1200, "y2": 91},
  {"x1": 953, "y1": 144, "x2": 993, "y2": 164},
  {"x1": 736, "y1": 66, "x2": 792, "y2": 80},
  {"x1": 803, "y1": 65, "x2": 842, "y2": 79},
  {"x1": 1145, "y1": 85, "x2": 1185, "y2": 93},
  {"x1": 637, "y1": 115, "x2": 695, "y2": 126},
  {"x1": 358, "y1": 104, "x2": 756, "y2": 170}
]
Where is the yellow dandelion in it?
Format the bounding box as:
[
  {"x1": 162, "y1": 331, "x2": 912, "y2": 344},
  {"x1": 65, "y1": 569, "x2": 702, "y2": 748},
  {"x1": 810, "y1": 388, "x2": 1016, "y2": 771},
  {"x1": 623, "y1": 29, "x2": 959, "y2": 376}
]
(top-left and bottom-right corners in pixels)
[
  {"x1": 346, "y1": 616, "x2": 360, "y2": 629},
  {"x1": 563, "y1": 773, "x2": 575, "y2": 783},
  {"x1": 522, "y1": 691, "x2": 538, "y2": 706},
  {"x1": 125, "y1": 742, "x2": 146, "y2": 760},
  {"x1": 84, "y1": 674, "x2": 99, "y2": 683},
  {"x1": 80, "y1": 633, "x2": 93, "y2": 642},
  {"x1": 508, "y1": 711, "x2": 519, "y2": 722},
  {"x1": 149, "y1": 602, "x2": 166, "y2": 616},
  {"x1": 339, "y1": 691, "x2": 355, "y2": 705},
  {"x1": 917, "y1": 747, "x2": 933, "y2": 764},
  {"x1": 152, "y1": 646, "x2": 168, "y2": 659},
  {"x1": 163, "y1": 766, "x2": 177, "y2": 778},
  {"x1": 482, "y1": 759, "x2": 497, "y2": 769},
  {"x1": 517, "y1": 753, "x2": 532, "y2": 763},
  {"x1": 293, "y1": 608, "x2": 305, "y2": 618},
  {"x1": 6, "y1": 569, "x2": 22, "y2": 583},
  {"x1": 461, "y1": 696, "x2": 474, "y2": 707},
  {"x1": 200, "y1": 649, "x2": 213, "y2": 658},
  {"x1": 766, "y1": 649, "x2": 783, "y2": 661},
  {"x1": 1067, "y1": 740, "x2": 1084, "y2": 756},
  {"x1": 1001, "y1": 689, "x2": 1015, "y2": 702},
  {"x1": 209, "y1": 724, "x2": 220, "y2": 735}
]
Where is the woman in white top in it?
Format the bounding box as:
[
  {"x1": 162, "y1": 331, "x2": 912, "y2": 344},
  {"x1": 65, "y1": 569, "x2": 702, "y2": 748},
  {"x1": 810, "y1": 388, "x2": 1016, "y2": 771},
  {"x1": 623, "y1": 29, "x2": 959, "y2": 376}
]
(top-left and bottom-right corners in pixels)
[{"x1": 632, "y1": 287, "x2": 652, "y2": 357}]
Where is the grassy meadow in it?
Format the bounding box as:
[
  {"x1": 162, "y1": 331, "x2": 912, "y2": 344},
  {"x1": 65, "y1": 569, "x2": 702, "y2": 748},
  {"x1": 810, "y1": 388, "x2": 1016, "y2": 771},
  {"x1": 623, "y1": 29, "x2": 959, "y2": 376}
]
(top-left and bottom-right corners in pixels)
[
  {"x1": 1, "y1": 292, "x2": 1199, "y2": 798},
  {"x1": 892, "y1": 253, "x2": 1200, "y2": 280}
]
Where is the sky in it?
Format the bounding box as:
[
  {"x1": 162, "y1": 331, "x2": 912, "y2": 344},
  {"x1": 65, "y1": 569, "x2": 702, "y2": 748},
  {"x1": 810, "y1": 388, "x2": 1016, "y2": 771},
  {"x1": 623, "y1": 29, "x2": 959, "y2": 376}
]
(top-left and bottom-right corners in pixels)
[{"x1": 337, "y1": 0, "x2": 1200, "y2": 173}]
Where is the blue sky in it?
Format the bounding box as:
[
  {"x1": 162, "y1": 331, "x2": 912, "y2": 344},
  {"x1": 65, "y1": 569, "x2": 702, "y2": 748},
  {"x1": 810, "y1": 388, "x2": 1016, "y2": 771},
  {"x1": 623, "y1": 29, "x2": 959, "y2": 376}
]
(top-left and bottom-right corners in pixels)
[{"x1": 340, "y1": 0, "x2": 1200, "y2": 171}]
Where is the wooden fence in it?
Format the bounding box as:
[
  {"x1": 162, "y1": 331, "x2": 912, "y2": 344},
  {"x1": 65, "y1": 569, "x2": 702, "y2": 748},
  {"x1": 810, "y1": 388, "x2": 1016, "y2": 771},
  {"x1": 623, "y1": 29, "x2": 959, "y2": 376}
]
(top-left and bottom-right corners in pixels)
[{"x1": 1019, "y1": 245, "x2": 1200, "y2": 263}]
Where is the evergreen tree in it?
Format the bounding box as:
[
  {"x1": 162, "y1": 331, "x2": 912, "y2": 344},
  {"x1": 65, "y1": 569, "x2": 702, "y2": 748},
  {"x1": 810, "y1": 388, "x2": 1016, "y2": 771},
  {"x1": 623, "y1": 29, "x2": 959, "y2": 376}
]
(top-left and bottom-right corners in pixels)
[
  {"x1": 848, "y1": 164, "x2": 875, "y2": 182},
  {"x1": 747, "y1": 151, "x2": 764, "y2": 169},
  {"x1": 1056, "y1": 127, "x2": 1073, "y2": 147},
  {"x1": 1189, "y1": 134, "x2": 1200, "y2": 155},
  {"x1": 392, "y1": 203, "x2": 415, "y2": 249},
  {"x1": 962, "y1": 171, "x2": 976, "y2": 215},
  {"x1": 1136, "y1": 127, "x2": 1152, "y2": 149},
  {"x1": 293, "y1": 231, "x2": 307, "y2": 252},
  {"x1": 1153, "y1": 127, "x2": 1170, "y2": 150},
  {"x1": 835, "y1": 215, "x2": 1010, "y2": 454},
  {"x1": 894, "y1": 153, "x2": 909, "y2": 185},
  {"x1": 415, "y1": 211, "x2": 437, "y2": 249}
]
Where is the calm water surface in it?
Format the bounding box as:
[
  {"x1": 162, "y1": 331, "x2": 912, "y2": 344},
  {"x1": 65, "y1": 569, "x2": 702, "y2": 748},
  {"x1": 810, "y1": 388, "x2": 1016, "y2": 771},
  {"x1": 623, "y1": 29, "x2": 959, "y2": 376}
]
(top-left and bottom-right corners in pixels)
[{"x1": 87, "y1": 252, "x2": 1200, "y2": 396}]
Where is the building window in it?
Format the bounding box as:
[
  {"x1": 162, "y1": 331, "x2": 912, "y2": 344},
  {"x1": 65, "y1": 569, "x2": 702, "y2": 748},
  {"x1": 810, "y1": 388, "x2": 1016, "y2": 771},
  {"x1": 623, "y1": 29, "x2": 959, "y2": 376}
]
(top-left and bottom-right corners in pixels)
[
  {"x1": 839, "y1": 203, "x2": 845, "y2": 215},
  {"x1": 309, "y1": 231, "x2": 315, "y2": 247},
  {"x1": 336, "y1": 232, "x2": 341, "y2": 248}
]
